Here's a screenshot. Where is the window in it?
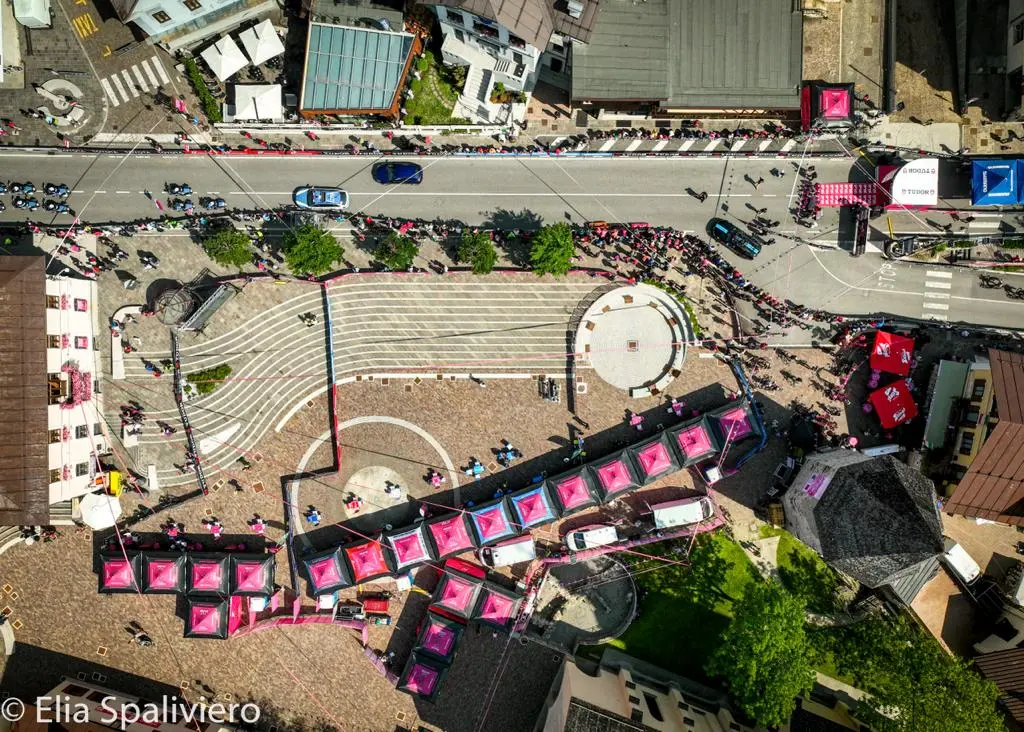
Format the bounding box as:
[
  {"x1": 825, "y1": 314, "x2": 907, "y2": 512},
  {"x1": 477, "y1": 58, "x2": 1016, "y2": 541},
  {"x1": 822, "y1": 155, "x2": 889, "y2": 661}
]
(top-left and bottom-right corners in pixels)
[
  {"x1": 49, "y1": 468, "x2": 62, "y2": 484},
  {"x1": 509, "y1": 33, "x2": 526, "y2": 49},
  {"x1": 630, "y1": 709, "x2": 643, "y2": 723},
  {"x1": 73, "y1": 298, "x2": 88, "y2": 312},
  {"x1": 628, "y1": 695, "x2": 640, "y2": 705},
  {"x1": 94, "y1": 423, "x2": 103, "y2": 436},
  {"x1": 75, "y1": 461, "x2": 90, "y2": 477},
  {"x1": 75, "y1": 425, "x2": 89, "y2": 439},
  {"x1": 644, "y1": 693, "x2": 664, "y2": 722},
  {"x1": 512, "y1": 51, "x2": 523, "y2": 66},
  {"x1": 47, "y1": 295, "x2": 60, "y2": 309},
  {"x1": 454, "y1": 29, "x2": 465, "y2": 43},
  {"x1": 49, "y1": 429, "x2": 62, "y2": 444},
  {"x1": 683, "y1": 718, "x2": 695, "y2": 727},
  {"x1": 152, "y1": 10, "x2": 171, "y2": 23},
  {"x1": 48, "y1": 335, "x2": 61, "y2": 348},
  {"x1": 972, "y1": 379, "x2": 987, "y2": 400},
  {"x1": 446, "y1": 10, "x2": 464, "y2": 26},
  {"x1": 960, "y1": 431, "x2": 975, "y2": 456},
  {"x1": 74, "y1": 336, "x2": 89, "y2": 349},
  {"x1": 1015, "y1": 21, "x2": 1024, "y2": 45},
  {"x1": 677, "y1": 701, "x2": 689, "y2": 710},
  {"x1": 549, "y1": 58, "x2": 563, "y2": 73},
  {"x1": 624, "y1": 681, "x2": 637, "y2": 690},
  {"x1": 86, "y1": 690, "x2": 111, "y2": 703},
  {"x1": 963, "y1": 408, "x2": 980, "y2": 425},
  {"x1": 59, "y1": 684, "x2": 89, "y2": 697},
  {"x1": 473, "y1": 21, "x2": 498, "y2": 38},
  {"x1": 48, "y1": 374, "x2": 66, "y2": 405}
]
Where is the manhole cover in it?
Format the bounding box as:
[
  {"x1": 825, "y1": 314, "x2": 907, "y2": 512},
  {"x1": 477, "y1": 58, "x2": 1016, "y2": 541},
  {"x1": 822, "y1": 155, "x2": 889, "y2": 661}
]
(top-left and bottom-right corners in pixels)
[{"x1": 626, "y1": 340, "x2": 639, "y2": 352}]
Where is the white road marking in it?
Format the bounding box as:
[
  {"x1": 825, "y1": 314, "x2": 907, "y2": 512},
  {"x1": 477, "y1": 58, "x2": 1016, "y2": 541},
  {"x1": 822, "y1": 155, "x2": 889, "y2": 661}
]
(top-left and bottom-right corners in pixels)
[
  {"x1": 624, "y1": 140, "x2": 643, "y2": 152},
  {"x1": 758, "y1": 140, "x2": 771, "y2": 151},
  {"x1": 730, "y1": 140, "x2": 746, "y2": 152},
  {"x1": 94, "y1": 190, "x2": 107, "y2": 194},
  {"x1": 704, "y1": 139, "x2": 721, "y2": 152},
  {"x1": 780, "y1": 140, "x2": 796, "y2": 153},
  {"x1": 922, "y1": 302, "x2": 950, "y2": 310},
  {"x1": 598, "y1": 139, "x2": 615, "y2": 152},
  {"x1": 100, "y1": 78, "x2": 119, "y2": 107},
  {"x1": 228, "y1": 191, "x2": 758, "y2": 197},
  {"x1": 652, "y1": 140, "x2": 668, "y2": 152},
  {"x1": 121, "y1": 70, "x2": 139, "y2": 97},
  {"x1": 110, "y1": 74, "x2": 128, "y2": 103},
  {"x1": 679, "y1": 139, "x2": 696, "y2": 151},
  {"x1": 926, "y1": 270, "x2": 953, "y2": 278},
  {"x1": 924, "y1": 281, "x2": 952, "y2": 289},
  {"x1": 151, "y1": 56, "x2": 171, "y2": 84},
  {"x1": 142, "y1": 58, "x2": 159, "y2": 87},
  {"x1": 923, "y1": 292, "x2": 951, "y2": 299},
  {"x1": 923, "y1": 313, "x2": 949, "y2": 321},
  {"x1": 115, "y1": 190, "x2": 130, "y2": 194},
  {"x1": 132, "y1": 64, "x2": 149, "y2": 91}
]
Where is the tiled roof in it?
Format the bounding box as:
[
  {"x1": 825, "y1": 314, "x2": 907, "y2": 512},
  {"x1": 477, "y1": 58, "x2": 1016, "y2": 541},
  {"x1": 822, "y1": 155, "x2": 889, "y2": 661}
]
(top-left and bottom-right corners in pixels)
[
  {"x1": 975, "y1": 648, "x2": 1024, "y2": 724},
  {"x1": 945, "y1": 349, "x2": 1024, "y2": 524}
]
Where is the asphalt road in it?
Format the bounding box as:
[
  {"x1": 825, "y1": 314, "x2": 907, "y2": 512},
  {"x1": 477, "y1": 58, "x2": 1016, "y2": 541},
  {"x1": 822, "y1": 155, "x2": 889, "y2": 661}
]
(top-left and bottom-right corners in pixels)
[{"x1": 2, "y1": 151, "x2": 1024, "y2": 329}]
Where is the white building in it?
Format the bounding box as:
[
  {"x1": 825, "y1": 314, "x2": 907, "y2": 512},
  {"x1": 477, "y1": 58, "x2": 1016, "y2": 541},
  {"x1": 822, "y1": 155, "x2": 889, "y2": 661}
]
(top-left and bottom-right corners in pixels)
[
  {"x1": 111, "y1": 0, "x2": 277, "y2": 53},
  {"x1": 45, "y1": 274, "x2": 104, "y2": 520},
  {"x1": 428, "y1": 0, "x2": 598, "y2": 122}
]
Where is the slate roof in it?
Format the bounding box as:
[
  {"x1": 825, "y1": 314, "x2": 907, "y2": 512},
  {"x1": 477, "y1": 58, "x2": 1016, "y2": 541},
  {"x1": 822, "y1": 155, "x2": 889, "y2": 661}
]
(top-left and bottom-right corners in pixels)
[
  {"x1": 432, "y1": 0, "x2": 602, "y2": 47},
  {"x1": 945, "y1": 349, "x2": 1024, "y2": 524},
  {"x1": 792, "y1": 455, "x2": 943, "y2": 589},
  {"x1": 0, "y1": 257, "x2": 50, "y2": 526},
  {"x1": 572, "y1": 0, "x2": 802, "y2": 109},
  {"x1": 563, "y1": 698, "x2": 652, "y2": 732}
]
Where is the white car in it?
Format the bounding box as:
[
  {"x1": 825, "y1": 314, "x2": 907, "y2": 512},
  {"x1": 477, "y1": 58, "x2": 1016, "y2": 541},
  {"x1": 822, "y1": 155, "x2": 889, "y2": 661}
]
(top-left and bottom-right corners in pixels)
[
  {"x1": 941, "y1": 537, "x2": 981, "y2": 586},
  {"x1": 564, "y1": 524, "x2": 619, "y2": 551},
  {"x1": 292, "y1": 186, "x2": 349, "y2": 210},
  {"x1": 651, "y1": 496, "x2": 715, "y2": 529}
]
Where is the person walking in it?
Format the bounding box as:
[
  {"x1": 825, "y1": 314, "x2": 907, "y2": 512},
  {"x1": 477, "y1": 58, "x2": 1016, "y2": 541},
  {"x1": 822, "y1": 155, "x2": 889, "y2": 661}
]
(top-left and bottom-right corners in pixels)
[{"x1": 698, "y1": 191, "x2": 708, "y2": 203}]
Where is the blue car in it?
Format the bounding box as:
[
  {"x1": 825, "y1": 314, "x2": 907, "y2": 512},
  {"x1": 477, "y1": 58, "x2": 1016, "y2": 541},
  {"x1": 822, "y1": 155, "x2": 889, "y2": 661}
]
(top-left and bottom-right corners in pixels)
[
  {"x1": 707, "y1": 218, "x2": 761, "y2": 259},
  {"x1": 293, "y1": 186, "x2": 349, "y2": 210},
  {"x1": 371, "y1": 162, "x2": 423, "y2": 185}
]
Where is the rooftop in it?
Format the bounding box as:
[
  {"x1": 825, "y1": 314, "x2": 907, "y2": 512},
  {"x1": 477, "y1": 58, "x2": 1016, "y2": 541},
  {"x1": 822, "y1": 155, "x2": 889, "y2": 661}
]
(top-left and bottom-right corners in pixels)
[
  {"x1": 432, "y1": 0, "x2": 602, "y2": 47},
  {"x1": 945, "y1": 349, "x2": 1024, "y2": 524},
  {"x1": 571, "y1": 0, "x2": 802, "y2": 109},
  {"x1": 974, "y1": 648, "x2": 1024, "y2": 725},
  {"x1": 0, "y1": 256, "x2": 50, "y2": 526}
]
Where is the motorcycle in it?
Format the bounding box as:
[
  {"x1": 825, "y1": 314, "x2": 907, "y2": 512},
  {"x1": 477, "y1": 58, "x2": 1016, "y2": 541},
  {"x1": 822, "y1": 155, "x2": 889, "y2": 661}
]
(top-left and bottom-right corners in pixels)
[
  {"x1": 168, "y1": 183, "x2": 192, "y2": 196},
  {"x1": 43, "y1": 183, "x2": 70, "y2": 198},
  {"x1": 200, "y1": 197, "x2": 226, "y2": 210},
  {"x1": 10, "y1": 182, "x2": 34, "y2": 194},
  {"x1": 171, "y1": 198, "x2": 194, "y2": 212},
  {"x1": 0, "y1": 183, "x2": 7, "y2": 194},
  {"x1": 13, "y1": 197, "x2": 38, "y2": 210}
]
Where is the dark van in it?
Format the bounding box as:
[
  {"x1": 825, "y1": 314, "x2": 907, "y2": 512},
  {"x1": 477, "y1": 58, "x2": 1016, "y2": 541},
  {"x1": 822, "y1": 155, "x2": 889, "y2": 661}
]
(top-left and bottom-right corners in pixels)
[{"x1": 708, "y1": 218, "x2": 762, "y2": 259}]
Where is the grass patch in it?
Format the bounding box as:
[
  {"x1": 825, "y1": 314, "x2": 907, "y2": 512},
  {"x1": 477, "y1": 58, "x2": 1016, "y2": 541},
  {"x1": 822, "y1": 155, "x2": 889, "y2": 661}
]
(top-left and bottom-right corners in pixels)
[
  {"x1": 642, "y1": 278, "x2": 704, "y2": 338},
  {"x1": 760, "y1": 527, "x2": 842, "y2": 613},
  {"x1": 1002, "y1": 239, "x2": 1024, "y2": 249},
  {"x1": 402, "y1": 51, "x2": 471, "y2": 126},
  {"x1": 183, "y1": 57, "x2": 223, "y2": 123},
  {"x1": 187, "y1": 363, "x2": 231, "y2": 395}
]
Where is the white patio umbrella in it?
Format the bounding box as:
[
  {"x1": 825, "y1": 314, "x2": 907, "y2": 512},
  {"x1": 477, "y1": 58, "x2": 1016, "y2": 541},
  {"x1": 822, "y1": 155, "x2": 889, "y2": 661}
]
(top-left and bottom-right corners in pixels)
[
  {"x1": 230, "y1": 84, "x2": 283, "y2": 122},
  {"x1": 201, "y1": 36, "x2": 247, "y2": 81},
  {"x1": 238, "y1": 19, "x2": 284, "y2": 66},
  {"x1": 78, "y1": 492, "x2": 123, "y2": 530}
]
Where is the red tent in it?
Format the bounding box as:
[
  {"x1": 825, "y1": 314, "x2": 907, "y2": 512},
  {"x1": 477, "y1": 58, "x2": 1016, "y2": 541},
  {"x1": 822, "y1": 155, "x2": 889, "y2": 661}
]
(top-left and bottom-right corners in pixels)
[
  {"x1": 869, "y1": 380, "x2": 918, "y2": 429},
  {"x1": 870, "y1": 331, "x2": 914, "y2": 377}
]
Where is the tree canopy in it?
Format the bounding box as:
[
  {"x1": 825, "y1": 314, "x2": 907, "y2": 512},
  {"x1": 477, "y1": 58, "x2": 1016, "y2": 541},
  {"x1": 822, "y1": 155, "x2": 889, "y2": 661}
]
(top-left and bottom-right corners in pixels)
[
  {"x1": 529, "y1": 222, "x2": 576, "y2": 276},
  {"x1": 202, "y1": 228, "x2": 252, "y2": 268},
  {"x1": 815, "y1": 616, "x2": 1004, "y2": 732},
  {"x1": 706, "y1": 580, "x2": 815, "y2": 727},
  {"x1": 282, "y1": 225, "x2": 344, "y2": 276},
  {"x1": 187, "y1": 363, "x2": 232, "y2": 396},
  {"x1": 375, "y1": 232, "x2": 420, "y2": 271},
  {"x1": 456, "y1": 230, "x2": 498, "y2": 274}
]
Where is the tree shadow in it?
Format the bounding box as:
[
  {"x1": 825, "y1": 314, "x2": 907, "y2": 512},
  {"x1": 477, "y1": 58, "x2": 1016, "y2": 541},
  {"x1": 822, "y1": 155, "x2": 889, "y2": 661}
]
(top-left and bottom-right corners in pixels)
[
  {"x1": 484, "y1": 208, "x2": 543, "y2": 267},
  {"x1": 778, "y1": 549, "x2": 840, "y2": 614}
]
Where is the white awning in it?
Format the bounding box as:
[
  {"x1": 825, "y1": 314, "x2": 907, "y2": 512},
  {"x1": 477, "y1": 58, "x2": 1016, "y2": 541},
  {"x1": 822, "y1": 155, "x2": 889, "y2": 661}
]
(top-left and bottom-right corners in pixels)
[
  {"x1": 887, "y1": 158, "x2": 939, "y2": 207},
  {"x1": 201, "y1": 36, "x2": 247, "y2": 81},
  {"x1": 78, "y1": 492, "x2": 122, "y2": 530},
  {"x1": 225, "y1": 84, "x2": 283, "y2": 122},
  {"x1": 239, "y1": 19, "x2": 284, "y2": 66}
]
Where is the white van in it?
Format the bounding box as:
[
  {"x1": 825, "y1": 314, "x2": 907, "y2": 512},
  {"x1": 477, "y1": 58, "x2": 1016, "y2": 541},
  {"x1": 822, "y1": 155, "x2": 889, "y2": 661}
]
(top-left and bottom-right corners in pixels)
[
  {"x1": 564, "y1": 525, "x2": 619, "y2": 551},
  {"x1": 941, "y1": 537, "x2": 982, "y2": 586},
  {"x1": 652, "y1": 497, "x2": 715, "y2": 529},
  {"x1": 478, "y1": 535, "x2": 536, "y2": 568}
]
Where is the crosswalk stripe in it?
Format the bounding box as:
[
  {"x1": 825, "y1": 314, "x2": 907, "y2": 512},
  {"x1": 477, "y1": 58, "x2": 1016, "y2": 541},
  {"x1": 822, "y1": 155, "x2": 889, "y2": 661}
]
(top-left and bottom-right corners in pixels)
[
  {"x1": 922, "y1": 302, "x2": 950, "y2": 310},
  {"x1": 923, "y1": 292, "x2": 951, "y2": 299},
  {"x1": 151, "y1": 55, "x2": 171, "y2": 84},
  {"x1": 679, "y1": 139, "x2": 696, "y2": 151},
  {"x1": 704, "y1": 139, "x2": 721, "y2": 152},
  {"x1": 758, "y1": 140, "x2": 771, "y2": 151},
  {"x1": 924, "y1": 281, "x2": 952, "y2": 289},
  {"x1": 729, "y1": 140, "x2": 745, "y2": 152},
  {"x1": 923, "y1": 313, "x2": 949, "y2": 321},
  {"x1": 142, "y1": 59, "x2": 159, "y2": 87},
  {"x1": 781, "y1": 140, "x2": 796, "y2": 153},
  {"x1": 110, "y1": 73, "x2": 128, "y2": 103},
  {"x1": 599, "y1": 139, "x2": 615, "y2": 152},
  {"x1": 121, "y1": 70, "x2": 139, "y2": 97},
  {"x1": 132, "y1": 64, "x2": 149, "y2": 91},
  {"x1": 100, "y1": 78, "x2": 120, "y2": 107},
  {"x1": 624, "y1": 139, "x2": 643, "y2": 152},
  {"x1": 926, "y1": 270, "x2": 953, "y2": 278},
  {"x1": 652, "y1": 140, "x2": 668, "y2": 152}
]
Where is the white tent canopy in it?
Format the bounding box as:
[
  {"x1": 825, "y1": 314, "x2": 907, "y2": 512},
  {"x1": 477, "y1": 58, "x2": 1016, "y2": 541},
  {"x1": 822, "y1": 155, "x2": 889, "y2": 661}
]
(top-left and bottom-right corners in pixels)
[
  {"x1": 239, "y1": 19, "x2": 285, "y2": 66},
  {"x1": 226, "y1": 84, "x2": 283, "y2": 122},
  {"x1": 201, "y1": 36, "x2": 247, "y2": 81},
  {"x1": 78, "y1": 492, "x2": 122, "y2": 530}
]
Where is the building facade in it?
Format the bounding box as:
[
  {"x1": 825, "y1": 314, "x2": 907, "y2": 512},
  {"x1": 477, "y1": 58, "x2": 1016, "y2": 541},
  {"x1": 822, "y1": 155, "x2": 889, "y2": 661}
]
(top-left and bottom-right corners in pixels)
[{"x1": 113, "y1": 0, "x2": 277, "y2": 52}]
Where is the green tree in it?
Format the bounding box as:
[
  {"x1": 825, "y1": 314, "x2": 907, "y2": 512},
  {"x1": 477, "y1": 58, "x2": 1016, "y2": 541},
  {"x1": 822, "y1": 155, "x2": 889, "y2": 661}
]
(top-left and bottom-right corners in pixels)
[
  {"x1": 282, "y1": 225, "x2": 344, "y2": 276},
  {"x1": 706, "y1": 580, "x2": 815, "y2": 727},
  {"x1": 456, "y1": 230, "x2": 498, "y2": 274},
  {"x1": 826, "y1": 616, "x2": 1004, "y2": 732},
  {"x1": 376, "y1": 232, "x2": 419, "y2": 271},
  {"x1": 529, "y1": 222, "x2": 576, "y2": 276},
  {"x1": 202, "y1": 229, "x2": 252, "y2": 268}
]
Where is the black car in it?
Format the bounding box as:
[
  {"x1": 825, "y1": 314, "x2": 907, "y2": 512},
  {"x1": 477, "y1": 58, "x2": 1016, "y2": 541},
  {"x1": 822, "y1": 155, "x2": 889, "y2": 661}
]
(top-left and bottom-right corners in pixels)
[{"x1": 707, "y1": 218, "x2": 762, "y2": 259}]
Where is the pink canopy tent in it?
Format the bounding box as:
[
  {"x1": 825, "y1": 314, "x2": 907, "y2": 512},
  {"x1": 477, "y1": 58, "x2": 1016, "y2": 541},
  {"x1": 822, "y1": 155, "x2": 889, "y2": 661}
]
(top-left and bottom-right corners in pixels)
[
  {"x1": 397, "y1": 653, "x2": 448, "y2": 701},
  {"x1": 472, "y1": 584, "x2": 522, "y2": 632},
  {"x1": 469, "y1": 499, "x2": 518, "y2": 546},
  {"x1": 509, "y1": 484, "x2": 558, "y2": 528},
  {"x1": 629, "y1": 434, "x2": 680, "y2": 484},
  {"x1": 549, "y1": 472, "x2": 599, "y2": 516},
  {"x1": 142, "y1": 553, "x2": 186, "y2": 594},
  {"x1": 672, "y1": 420, "x2": 719, "y2": 465},
  {"x1": 98, "y1": 553, "x2": 140, "y2": 593},
  {"x1": 414, "y1": 611, "x2": 464, "y2": 662},
  {"x1": 592, "y1": 452, "x2": 639, "y2": 501},
  {"x1": 302, "y1": 547, "x2": 352, "y2": 595},
  {"x1": 426, "y1": 512, "x2": 477, "y2": 559},
  {"x1": 185, "y1": 598, "x2": 229, "y2": 639},
  {"x1": 819, "y1": 88, "x2": 850, "y2": 118},
  {"x1": 431, "y1": 569, "x2": 482, "y2": 620},
  {"x1": 231, "y1": 555, "x2": 275, "y2": 596},
  {"x1": 386, "y1": 523, "x2": 435, "y2": 571},
  {"x1": 709, "y1": 401, "x2": 759, "y2": 444},
  {"x1": 344, "y1": 541, "x2": 392, "y2": 584},
  {"x1": 187, "y1": 553, "x2": 230, "y2": 596}
]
